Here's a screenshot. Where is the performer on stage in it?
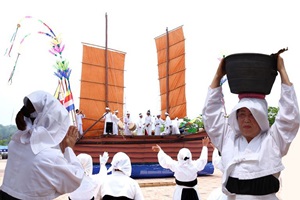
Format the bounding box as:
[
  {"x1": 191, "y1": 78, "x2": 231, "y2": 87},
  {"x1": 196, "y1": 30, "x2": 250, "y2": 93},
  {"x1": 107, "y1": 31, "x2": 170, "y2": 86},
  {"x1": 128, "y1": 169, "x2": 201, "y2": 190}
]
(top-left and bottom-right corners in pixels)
[
  {"x1": 154, "y1": 114, "x2": 164, "y2": 136},
  {"x1": 112, "y1": 110, "x2": 120, "y2": 135},
  {"x1": 124, "y1": 111, "x2": 133, "y2": 136},
  {"x1": 144, "y1": 110, "x2": 152, "y2": 136},
  {"x1": 136, "y1": 113, "x2": 144, "y2": 136},
  {"x1": 102, "y1": 107, "x2": 113, "y2": 135}
]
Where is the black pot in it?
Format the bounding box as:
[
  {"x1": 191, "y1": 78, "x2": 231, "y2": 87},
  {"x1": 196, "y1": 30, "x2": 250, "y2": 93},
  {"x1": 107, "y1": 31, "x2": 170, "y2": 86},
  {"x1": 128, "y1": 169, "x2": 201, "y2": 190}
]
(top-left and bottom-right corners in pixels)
[{"x1": 224, "y1": 53, "x2": 278, "y2": 95}]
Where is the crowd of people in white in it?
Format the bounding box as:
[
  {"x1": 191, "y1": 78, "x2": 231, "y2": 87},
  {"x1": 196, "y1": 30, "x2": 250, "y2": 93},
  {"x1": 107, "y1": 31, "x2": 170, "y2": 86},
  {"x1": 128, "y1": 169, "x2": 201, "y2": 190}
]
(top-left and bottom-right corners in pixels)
[{"x1": 98, "y1": 108, "x2": 181, "y2": 136}]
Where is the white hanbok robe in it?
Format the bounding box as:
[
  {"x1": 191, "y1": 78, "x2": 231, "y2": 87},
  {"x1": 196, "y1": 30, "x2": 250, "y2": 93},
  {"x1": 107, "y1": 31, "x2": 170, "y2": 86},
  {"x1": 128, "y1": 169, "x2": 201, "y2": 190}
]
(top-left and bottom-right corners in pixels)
[
  {"x1": 96, "y1": 152, "x2": 144, "y2": 200},
  {"x1": 76, "y1": 113, "x2": 85, "y2": 136},
  {"x1": 144, "y1": 115, "x2": 152, "y2": 135},
  {"x1": 0, "y1": 144, "x2": 83, "y2": 200},
  {"x1": 0, "y1": 90, "x2": 84, "y2": 200},
  {"x1": 69, "y1": 153, "x2": 100, "y2": 200},
  {"x1": 162, "y1": 115, "x2": 172, "y2": 135},
  {"x1": 97, "y1": 171, "x2": 144, "y2": 200},
  {"x1": 136, "y1": 117, "x2": 144, "y2": 135},
  {"x1": 154, "y1": 117, "x2": 164, "y2": 135},
  {"x1": 103, "y1": 112, "x2": 113, "y2": 135},
  {"x1": 172, "y1": 119, "x2": 180, "y2": 135},
  {"x1": 124, "y1": 116, "x2": 133, "y2": 135},
  {"x1": 202, "y1": 84, "x2": 300, "y2": 200},
  {"x1": 207, "y1": 148, "x2": 227, "y2": 200},
  {"x1": 157, "y1": 146, "x2": 208, "y2": 200},
  {"x1": 112, "y1": 113, "x2": 120, "y2": 135}
]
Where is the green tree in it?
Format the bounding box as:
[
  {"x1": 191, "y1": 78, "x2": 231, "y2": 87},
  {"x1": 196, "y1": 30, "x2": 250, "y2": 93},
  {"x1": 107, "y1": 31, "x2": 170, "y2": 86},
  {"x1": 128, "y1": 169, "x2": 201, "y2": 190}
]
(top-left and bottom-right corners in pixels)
[
  {"x1": 0, "y1": 124, "x2": 17, "y2": 145},
  {"x1": 268, "y1": 106, "x2": 279, "y2": 126}
]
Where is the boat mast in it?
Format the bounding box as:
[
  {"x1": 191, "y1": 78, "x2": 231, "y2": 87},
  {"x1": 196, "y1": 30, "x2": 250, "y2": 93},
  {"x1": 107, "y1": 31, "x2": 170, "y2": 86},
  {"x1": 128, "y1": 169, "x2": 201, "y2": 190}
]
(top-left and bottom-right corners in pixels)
[
  {"x1": 166, "y1": 27, "x2": 170, "y2": 114},
  {"x1": 105, "y1": 13, "x2": 108, "y2": 107}
]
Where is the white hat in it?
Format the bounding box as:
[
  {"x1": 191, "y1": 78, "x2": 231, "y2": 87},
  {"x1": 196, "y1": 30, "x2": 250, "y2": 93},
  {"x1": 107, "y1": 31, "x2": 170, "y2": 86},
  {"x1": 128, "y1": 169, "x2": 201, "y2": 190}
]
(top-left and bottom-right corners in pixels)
[
  {"x1": 106, "y1": 107, "x2": 110, "y2": 110},
  {"x1": 127, "y1": 111, "x2": 130, "y2": 115},
  {"x1": 165, "y1": 112, "x2": 169, "y2": 116},
  {"x1": 114, "y1": 110, "x2": 118, "y2": 113}
]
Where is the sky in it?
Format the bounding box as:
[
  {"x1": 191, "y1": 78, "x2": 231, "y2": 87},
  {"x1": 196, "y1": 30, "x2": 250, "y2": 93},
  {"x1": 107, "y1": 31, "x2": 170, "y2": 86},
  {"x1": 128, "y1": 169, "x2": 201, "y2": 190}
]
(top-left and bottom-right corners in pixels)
[
  {"x1": 1, "y1": 1, "x2": 300, "y2": 198},
  {"x1": 1, "y1": 0, "x2": 300, "y2": 126}
]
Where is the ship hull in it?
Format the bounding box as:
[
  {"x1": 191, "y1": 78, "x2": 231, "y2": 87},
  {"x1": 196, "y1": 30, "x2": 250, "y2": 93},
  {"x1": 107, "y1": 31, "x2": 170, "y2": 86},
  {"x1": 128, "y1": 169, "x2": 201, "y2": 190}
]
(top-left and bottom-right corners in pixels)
[{"x1": 74, "y1": 131, "x2": 214, "y2": 178}]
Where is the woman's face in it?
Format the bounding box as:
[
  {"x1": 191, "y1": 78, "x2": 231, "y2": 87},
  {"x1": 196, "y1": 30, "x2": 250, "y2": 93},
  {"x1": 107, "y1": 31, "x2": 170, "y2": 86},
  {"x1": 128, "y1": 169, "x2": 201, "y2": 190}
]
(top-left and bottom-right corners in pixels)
[{"x1": 237, "y1": 107, "x2": 261, "y2": 142}]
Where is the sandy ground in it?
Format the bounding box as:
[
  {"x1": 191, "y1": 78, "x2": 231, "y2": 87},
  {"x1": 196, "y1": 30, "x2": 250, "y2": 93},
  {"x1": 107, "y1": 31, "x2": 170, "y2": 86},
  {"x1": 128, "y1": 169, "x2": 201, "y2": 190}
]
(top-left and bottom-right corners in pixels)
[{"x1": 0, "y1": 158, "x2": 286, "y2": 200}]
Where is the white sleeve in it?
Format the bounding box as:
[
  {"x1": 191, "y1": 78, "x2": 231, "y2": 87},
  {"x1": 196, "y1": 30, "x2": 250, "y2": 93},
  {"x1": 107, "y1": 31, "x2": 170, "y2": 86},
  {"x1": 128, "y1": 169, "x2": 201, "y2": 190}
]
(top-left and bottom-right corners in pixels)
[
  {"x1": 202, "y1": 86, "x2": 228, "y2": 151},
  {"x1": 270, "y1": 84, "x2": 300, "y2": 156},
  {"x1": 46, "y1": 147, "x2": 84, "y2": 194},
  {"x1": 193, "y1": 146, "x2": 208, "y2": 171},
  {"x1": 134, "y1": 181, "x2": 145, "y2": 200},
  {"x1": 157, "y1": 149, "x2": 177, "y2": 172}
]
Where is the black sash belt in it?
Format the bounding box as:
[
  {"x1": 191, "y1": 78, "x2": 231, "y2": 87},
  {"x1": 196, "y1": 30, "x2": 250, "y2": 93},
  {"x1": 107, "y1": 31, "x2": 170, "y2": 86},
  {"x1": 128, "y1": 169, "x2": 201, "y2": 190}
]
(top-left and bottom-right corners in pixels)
[
  {"x1": 175, "y1": 179, "x2": 199, "y2": 200},
  {"x1": 102, "y1": 195, "x2": 133, "y2": 200},
  {"x1": 175, "y1": 178, "x2": 198, "y2": 187},
  {"x1": 0, "y1": 190, "x2": 20, "y2": 200},
  {"x1": 69, "y1": 197, "x2": 94, "y2": 200},
  {"x1": 226, "y1": 175, "x2": 280, "y2": 195}
]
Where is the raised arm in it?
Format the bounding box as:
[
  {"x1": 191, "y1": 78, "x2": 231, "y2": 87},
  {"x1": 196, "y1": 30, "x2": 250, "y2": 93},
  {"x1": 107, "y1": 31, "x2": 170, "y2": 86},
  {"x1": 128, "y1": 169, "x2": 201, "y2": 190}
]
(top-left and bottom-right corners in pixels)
[
  {"x1": 210, "y1": 58, "x2": 226, "y2": 89},
  {"x1": 277, "y1": 55, "x2": 292, "y2": 86}
]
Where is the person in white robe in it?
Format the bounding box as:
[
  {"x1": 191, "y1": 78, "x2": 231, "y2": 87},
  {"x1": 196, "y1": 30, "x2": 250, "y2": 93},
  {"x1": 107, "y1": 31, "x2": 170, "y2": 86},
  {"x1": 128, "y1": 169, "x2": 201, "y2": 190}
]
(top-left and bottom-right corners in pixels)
[
  {"x1": 144, "y1": 110, "x2": 152, "y2": 136},
  {"x1": 152, "y1": 137, "x2": 209, "y2": 200},
  {"x1": 0, "y1": 90, "x2": 84, "y2": 200},
  {"x1": 136, "y1": 113, "x2": 144, "y2": 136},
  {"x1": 124, "y1": 112, "x2": 133, "y2": 135},
  {"x1": 76, "y1": 109, "x2": 85, "y2": 137},
  {"x1": 207, "y1": 144, "x2": 227, "y2": 200},
  {"x1": 202, "y1": 55, "x2": 300, "y2": 200},
  {"x1": 172, "y1": 117, "x2": 180, "y2": 135},
  {"x1": 69, "y1": 153, "x2": 108, "y2": 200},
  {"x1": 112, "y1": 110, "x2": 120, "y2": 135},
  {"x1": 161, "y1": 112, "x2": 172, "y2": 135},
  {"x1": 96, "y1": 152, "x2": 144, "y2": 200},
  {"x1": 102, "y1": 107, "x2": 113, "y2": 135},
  {"x1": 154, "y1": 114, "x2": 164, "y2": 136}
]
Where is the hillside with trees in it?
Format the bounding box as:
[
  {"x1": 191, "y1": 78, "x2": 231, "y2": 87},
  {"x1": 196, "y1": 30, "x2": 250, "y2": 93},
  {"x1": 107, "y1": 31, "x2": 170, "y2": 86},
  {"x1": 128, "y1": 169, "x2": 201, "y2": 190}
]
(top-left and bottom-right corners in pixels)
[{"x1": 0, "y1": 124, "x2": 17, "y2": 145}]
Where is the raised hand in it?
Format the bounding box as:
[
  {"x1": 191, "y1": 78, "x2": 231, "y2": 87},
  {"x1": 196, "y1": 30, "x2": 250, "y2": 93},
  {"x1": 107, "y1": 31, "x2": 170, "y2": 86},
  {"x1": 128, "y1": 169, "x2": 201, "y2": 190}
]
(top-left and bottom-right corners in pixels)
[
  {"x1": 100, "y1": 152, "x2": 109, "y2": 165},
  {"x1": 60, "y1": 125, "x2": 79, "y2": 153},
  {"x1": 152, "y1": 144, "x2": 161, "y2": 152},
  {"x1": 202, "y1": 137, "x2": 210, "y2": 147}
]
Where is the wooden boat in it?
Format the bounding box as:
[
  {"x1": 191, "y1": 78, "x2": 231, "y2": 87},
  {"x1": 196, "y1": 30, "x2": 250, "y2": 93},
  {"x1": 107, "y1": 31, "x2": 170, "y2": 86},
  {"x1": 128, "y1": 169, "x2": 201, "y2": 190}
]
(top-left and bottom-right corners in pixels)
[
  {"x1": 73, "y1": 15, "x2": 213, "y2": 178},
  {"x1": 75, "y1": 130, "x2": 213, "y2": 178}
]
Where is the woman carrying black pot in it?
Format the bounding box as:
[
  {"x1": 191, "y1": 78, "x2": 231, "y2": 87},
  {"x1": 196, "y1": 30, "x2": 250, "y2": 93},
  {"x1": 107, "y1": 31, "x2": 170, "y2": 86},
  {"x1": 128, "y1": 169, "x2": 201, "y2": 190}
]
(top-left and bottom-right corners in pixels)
[{"x1": 202, "y1": 53, "x2": 300, "y2": 200}]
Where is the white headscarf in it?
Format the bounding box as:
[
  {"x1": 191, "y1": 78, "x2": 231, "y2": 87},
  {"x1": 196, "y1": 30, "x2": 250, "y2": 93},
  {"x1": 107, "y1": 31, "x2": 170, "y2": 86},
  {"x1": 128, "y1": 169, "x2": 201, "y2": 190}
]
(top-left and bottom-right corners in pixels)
[
  {"x1": 12, "y1": 90, "x2": 70, "y2": 155},
  {"x1": 228, "y1": 97, "x2": 269, "y2": 135},
  {"x1": 69, "y1": 153, "x2": 97, "y2": 200},
  {"x1": 108, "y1": 152, "x2": 132, "y2": 176},
  {"x1": 177, "y1": 148, "x2": 192, "y2": 166},
  {"x1": 77, "y1": 153, "x2": 93, "y2": 176}
]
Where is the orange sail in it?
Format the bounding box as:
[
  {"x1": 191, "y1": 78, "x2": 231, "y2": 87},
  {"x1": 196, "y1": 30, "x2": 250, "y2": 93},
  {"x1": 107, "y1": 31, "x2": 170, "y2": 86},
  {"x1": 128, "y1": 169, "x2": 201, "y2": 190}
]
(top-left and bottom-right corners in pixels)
[
  {"x1": 80, "y1": 42, "x2": 126, "y2": 137},
  {"x1": 155, "y1": 26, "x2": 187, "y2": 119}
]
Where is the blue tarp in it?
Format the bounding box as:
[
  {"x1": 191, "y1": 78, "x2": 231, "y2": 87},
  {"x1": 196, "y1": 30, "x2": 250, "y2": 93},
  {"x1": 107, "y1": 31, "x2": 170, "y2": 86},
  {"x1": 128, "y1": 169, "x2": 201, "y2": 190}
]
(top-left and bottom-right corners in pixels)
[{"x1": 93, "y1": 162, "x2": 214, "y2": 179}]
